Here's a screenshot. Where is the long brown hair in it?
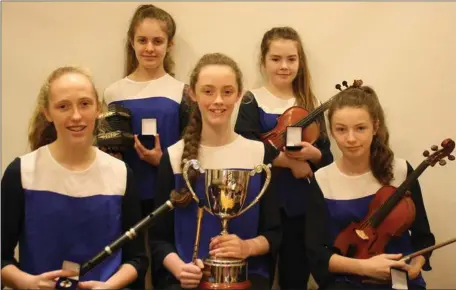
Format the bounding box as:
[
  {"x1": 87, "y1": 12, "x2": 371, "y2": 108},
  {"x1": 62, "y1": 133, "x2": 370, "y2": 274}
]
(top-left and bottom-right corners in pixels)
[
  {"x1": 328, "y1": 85, "x2": 394, "y2": 185},
  {"x1": 28, "y1": 66, "x2": 102, "y2": 151},
  {"x1": 125, "y1": 4, "x2": 177, "y2": 77},
  {"x1": 260, "y1": 26, "x2": 316, "y2": 110},
  {"x1": 178, "y1": 53, "x2": 243, "y2": 194}
]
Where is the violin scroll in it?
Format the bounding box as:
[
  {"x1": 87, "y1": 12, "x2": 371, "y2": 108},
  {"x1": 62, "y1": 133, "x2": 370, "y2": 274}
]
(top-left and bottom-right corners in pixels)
[
  {"x1": 425, "y1": 138, "x2": 455, "y2": 167},
  {"x1": 335, "y1": 79, "x2": 363, "y2": 91}
]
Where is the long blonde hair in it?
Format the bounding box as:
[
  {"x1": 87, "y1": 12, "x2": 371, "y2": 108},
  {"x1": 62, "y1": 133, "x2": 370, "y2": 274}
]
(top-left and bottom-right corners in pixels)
[{"x1": 28, "y1": 66, "x2": 102, "y2": 151}]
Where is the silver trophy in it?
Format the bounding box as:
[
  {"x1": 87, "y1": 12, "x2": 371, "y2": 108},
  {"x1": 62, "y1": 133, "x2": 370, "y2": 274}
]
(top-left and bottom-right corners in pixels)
[{"x1": 182, "y1": 159, "x2": 272, "y2": 289}]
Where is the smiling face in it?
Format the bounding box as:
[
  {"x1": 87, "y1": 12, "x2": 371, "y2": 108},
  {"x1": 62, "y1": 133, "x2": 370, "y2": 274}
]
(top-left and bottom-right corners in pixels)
[
  {"x1": 190, "y1": 64, "x2": 241, "y2": 128},
  {"x1": 330, "y1": 106, "x2": 378, "y2": 161},
  {"x1": 131, "y1": 18, "x2": 171, "y2": 72},
  {"x1": 262, "y1": 38, "x2": 299, "y2": 88},
  {"x1": 43, "y1": 72, "x2": 99, "y2": 148}
]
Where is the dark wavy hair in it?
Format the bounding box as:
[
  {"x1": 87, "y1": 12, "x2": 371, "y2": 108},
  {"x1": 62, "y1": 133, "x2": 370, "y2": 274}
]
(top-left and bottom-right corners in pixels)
[{"x1": 328, "y1": 85, "x2": 394, "y2": 185}]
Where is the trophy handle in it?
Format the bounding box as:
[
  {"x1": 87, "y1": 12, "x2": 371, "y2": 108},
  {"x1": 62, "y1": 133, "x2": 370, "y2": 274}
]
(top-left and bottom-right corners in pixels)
[
  {"x1": 236, "y1": 164, "x2": 272, "y2": 216},
  {"x1": 182, "y1": 159, "x2": 212, "y2": 214}
]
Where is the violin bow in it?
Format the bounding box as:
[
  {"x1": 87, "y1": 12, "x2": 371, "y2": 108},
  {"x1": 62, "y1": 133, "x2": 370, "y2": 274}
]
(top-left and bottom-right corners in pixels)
[
  {"x1": 400, "y1": 237, "x2": 456, "y2": 262},
  {"x1": 361, "y1": 237, "x2": 456, "y2": 285}
]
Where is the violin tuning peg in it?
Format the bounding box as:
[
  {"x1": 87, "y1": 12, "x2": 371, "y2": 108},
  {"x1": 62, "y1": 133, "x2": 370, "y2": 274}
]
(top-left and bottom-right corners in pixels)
[
  {"x1": 449, "y1": 155, "x2": 455, "y2": 161},
  {"x1": 423, "y1": 150, "x2": 430, "y2": 157},
  {"x1": 335, "y1": 84, "x2": 342, "y2": 91},
  {"x1": 439, "y1": 160, "x2": 447, "y2": 166},
  {"x1": 342, "y1": 81, "x2": 348, "y2": 88},
  {"x1": 431, "y1": 145, "x2": 438, "y2": 151}
]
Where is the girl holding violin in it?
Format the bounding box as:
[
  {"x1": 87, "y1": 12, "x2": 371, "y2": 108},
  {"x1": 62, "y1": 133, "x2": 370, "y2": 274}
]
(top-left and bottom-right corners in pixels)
[
  {"x1": 235, "y1": 26, "x2": 333, "y2": 289},
  {"x1": 305, "y1": 82, "x2": 436, "y2": 289}
]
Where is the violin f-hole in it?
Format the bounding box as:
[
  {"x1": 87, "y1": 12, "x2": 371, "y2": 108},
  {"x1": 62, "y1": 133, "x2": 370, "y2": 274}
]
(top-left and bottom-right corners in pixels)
[{"x1": 367, "y1": 235, "x2": 380, "y2": 254}]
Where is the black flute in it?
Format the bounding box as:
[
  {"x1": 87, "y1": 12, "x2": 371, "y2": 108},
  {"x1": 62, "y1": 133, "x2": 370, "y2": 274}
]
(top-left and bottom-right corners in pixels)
[{"x1": 80, "y1": 190, "x2": 192, "y2": 275}]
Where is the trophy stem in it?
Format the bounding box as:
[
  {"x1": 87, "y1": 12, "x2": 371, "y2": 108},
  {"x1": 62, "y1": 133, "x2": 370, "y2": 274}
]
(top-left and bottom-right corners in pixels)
[{"x1": 221, "y1": 218, "x2": 229, "y2": 235}]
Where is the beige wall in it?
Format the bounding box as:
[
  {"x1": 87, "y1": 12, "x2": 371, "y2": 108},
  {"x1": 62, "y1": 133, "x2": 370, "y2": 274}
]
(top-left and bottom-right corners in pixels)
[{"x1": 2, "y1": 2, "x2": 456, "y2": 288}]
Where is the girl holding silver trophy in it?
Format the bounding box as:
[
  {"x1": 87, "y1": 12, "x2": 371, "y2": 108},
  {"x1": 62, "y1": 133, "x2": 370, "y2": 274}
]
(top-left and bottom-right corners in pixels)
[{"x1": 149, "y1": 53, "x2": 282, "y2": 290}]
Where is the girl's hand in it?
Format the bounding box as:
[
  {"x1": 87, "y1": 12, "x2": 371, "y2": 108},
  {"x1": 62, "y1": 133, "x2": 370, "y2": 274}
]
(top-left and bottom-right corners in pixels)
[
  {"x1": 78, "y1": 280, "x2": 113, "y2": 290},
  {"x1": 175, "y1": 259, "x2": 204, "y2": 289},
  {"x1": 133, "y1": 134, "x2": 162, "y2": 166},
  {"x1": 209, "y1": 234, "x2": 251, "y2": 259},
  {"x1": 361, "y1": 253, "x2": 406, "y2": 280},
  {"x1": 284, "y1": 141, "x2": 322, "y2": 162}
]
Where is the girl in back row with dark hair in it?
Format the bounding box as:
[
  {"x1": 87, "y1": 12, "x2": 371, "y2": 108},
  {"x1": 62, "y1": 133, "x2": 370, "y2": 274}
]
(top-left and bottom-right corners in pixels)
[{"x1": 235, "y1": 26, "x2": 334, "y2": 289}]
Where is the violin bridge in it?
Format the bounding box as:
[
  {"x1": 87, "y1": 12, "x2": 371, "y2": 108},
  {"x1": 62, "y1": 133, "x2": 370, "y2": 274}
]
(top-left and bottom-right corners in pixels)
[{"x1": 355, "y1": 229, "x2": 369, "y2": 240}]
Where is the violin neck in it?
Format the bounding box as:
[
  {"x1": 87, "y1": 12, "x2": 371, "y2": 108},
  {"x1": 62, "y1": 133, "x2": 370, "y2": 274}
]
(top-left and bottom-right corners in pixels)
[
  {"x1": 294, "y1": 96, "x2": 334, "y2": 128},
  {"x1": 369, "y1": 161, "x2": 430, "y2": 228}
]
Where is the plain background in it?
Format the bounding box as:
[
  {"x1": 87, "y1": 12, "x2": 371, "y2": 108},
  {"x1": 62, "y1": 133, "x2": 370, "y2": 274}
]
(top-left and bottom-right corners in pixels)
[{"x1": 2, "y1": 2, "x2": 456, "y2": 289}]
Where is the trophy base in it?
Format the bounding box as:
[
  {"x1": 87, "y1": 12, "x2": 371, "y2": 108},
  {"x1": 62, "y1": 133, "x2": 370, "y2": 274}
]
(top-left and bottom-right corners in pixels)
[
  {"x1": 199, "y1": 257, "x2": 250, "y2": 290},
  {"x1": 199, "y1": 281, "x2": 251, "y2": 290}
]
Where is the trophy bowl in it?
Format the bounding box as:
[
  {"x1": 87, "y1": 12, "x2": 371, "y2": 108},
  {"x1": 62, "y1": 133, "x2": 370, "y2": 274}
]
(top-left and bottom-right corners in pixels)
[{"x1": 182, "y1": 159, "x2": 271, "y2": 290}]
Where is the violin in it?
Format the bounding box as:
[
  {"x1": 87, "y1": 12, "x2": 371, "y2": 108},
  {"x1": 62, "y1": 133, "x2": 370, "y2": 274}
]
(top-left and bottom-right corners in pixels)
[
  {"x1": 333, "y1": 138, "x2": 455, "y2": 260},
  {"x1": 260, "y1": 80, "x2": 362, "y2": 149}
]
